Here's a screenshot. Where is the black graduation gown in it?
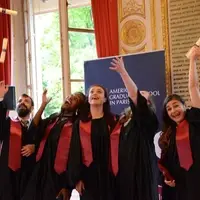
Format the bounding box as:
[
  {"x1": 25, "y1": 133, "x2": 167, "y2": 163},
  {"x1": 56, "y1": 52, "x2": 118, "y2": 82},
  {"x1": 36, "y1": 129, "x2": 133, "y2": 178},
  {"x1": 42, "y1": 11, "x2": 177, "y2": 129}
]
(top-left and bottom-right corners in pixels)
[
  {"x1": 116, "y1": 92, "x2": 159, "y2": 200},
  {"x1": 22, "y1": 116, "x2": 72, "y2": 200},
  {"x1": 160, "y1": 107, "x2": 200, "y2": 200},
  {"x1": 0, "y1": 101, "x2": 36, "y2": 200},
  {"x1": 68, "y1": 117, "x2": 116, "y2": 200}
]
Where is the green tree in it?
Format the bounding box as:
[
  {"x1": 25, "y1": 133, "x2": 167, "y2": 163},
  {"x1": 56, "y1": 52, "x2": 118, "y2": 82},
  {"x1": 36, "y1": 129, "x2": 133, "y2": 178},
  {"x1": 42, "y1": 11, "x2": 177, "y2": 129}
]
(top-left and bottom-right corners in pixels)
[
  {"x1": 35, "y1": 6, "x2": 96, "y2": 117},
  {"x1": 36, "y1": 12, "x2": 63, "y2": 117},
  {"x1": 68, "y1": 6, "x2": 94, "y2": 29},
  {"x1": 68, "y1": 6, "x2": 96, "y2": 80}
]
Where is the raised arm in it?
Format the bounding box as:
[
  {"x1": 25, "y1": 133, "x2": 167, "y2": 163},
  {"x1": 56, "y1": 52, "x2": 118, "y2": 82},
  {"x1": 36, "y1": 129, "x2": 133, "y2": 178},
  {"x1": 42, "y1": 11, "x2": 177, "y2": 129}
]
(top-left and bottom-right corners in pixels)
[
  {"x1": 32, "y1": 89, "x2": 51, "y2": 126},
  {"x1": 188, "y1": 46, "x2": 200, "y2": 108},
  {"x1": 110, "y1": 58, "x2": 158, "y2": 135},
  {"x1": 110, "y1": 57, "x2": 138, "y2": 105}
]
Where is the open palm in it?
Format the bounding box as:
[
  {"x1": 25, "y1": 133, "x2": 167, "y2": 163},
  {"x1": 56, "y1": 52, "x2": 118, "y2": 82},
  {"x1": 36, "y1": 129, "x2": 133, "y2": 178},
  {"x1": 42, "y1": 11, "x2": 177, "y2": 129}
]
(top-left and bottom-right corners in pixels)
[{"x1": 110, "y1": 57, "x2": 125, "y2": 74}]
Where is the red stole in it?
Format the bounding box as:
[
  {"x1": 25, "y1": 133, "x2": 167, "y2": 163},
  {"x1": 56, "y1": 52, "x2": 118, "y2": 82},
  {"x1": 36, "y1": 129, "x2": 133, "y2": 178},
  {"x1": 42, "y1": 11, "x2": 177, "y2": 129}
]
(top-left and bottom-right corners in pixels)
[
  {"x1": 176, "y1": 120, "x2": 193, "y2": 170},
  {"x1": 54, "y1": 123, "x2": 72, "y2": 174},
  {"x1": 79, "y1": 120, "x2": 121, "y2": 176},
  {"x1": 36, "y1": 121, "x2": 72, "y2": 174},
  {"x1": 158, "y1": 159, "x2": 174, "y2": 181},
  {"x1": 79, "y1": 121, "x2": 93, "y2": 167},
  {"x1": 110, "y1": 122, "x2": 121, "y2": 175},
  {"x1": 9, "y1": 119, "x2": 22, "y2": 171},
  {"x1": 36, "y1": 121, "x2": 56, "y2": 161}
]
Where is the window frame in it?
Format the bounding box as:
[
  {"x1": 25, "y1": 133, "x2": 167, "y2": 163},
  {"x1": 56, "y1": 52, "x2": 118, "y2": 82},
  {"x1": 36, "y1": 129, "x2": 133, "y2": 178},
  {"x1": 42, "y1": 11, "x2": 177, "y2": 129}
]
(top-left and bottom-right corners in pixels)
[{"x1": 67, "y1": 5, "x2": 95, "y2": 94}]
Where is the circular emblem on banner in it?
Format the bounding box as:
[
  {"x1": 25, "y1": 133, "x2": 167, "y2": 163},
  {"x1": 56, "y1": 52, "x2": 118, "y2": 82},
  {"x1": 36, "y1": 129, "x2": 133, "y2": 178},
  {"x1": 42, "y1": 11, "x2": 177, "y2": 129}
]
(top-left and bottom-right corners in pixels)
[{"x1": 121, "y1": 19, "x2": 146, "y2": 47}]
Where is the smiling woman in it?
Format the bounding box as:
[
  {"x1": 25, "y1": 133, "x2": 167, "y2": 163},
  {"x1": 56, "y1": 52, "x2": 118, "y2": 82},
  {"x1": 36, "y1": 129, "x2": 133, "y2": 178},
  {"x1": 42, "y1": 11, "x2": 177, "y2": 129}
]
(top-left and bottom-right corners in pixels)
[
  {"x1": 67, "y1": 83, "x2": 118, "y2": 200},
  {"x1": 158, "y1": 46, "x2": 200, "y2": 200},
  {"x1": 67, "y1": 57, "x2": 159, "y2": 200},
  {"x1": 164, "y1": 94, "x2": 186, "y2": 125}
]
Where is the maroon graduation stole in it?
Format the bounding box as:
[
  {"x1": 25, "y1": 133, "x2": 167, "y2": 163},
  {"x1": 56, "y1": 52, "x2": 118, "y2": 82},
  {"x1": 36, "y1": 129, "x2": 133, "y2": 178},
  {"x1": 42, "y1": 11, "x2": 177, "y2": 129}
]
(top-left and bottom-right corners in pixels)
[
  {"x1": 54, "y1": 122, "x2": 72, "y2": 174},
  {"x1": 79, "y1": 121, "x2": 93, "y2": 167},
  {"x1": 158, "y1": 159, "x2": 174, "y2": 181},
  {"x1": 79, "y1": 120, "x2": 121, "y2": 176},
  {"x1": 176, "y1": 120, "x2": 193, "y2": 171},
  {"x1": 9, "y1": 119, "x2": 22, "y2": 171},
  {"x1": 36, "y1": 121, "x2": 56, "y2": 161},
  {"x1": 110, "y1": 122, "x2": 121, "y2": 175},
  {"x1": 36, "y1": 121, "x2": 72, "y2": 174}
]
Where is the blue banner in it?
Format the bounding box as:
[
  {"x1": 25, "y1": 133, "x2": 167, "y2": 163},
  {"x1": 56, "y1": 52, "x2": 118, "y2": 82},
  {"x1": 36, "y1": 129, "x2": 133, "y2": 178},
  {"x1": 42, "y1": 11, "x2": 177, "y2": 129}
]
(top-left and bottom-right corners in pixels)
[{"x1": 84, "y1": 50, "x2": 166, "y2": 125}]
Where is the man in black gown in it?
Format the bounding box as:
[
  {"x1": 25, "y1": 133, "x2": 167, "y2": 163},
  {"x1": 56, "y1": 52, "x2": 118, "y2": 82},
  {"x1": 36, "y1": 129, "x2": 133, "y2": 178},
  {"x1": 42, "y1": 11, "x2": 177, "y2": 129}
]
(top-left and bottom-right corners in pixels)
[
  {"x1": 22, "y1": 90, "x2": 86, "y2": 200},
  {"x1": 0, "y1": 81, "x2": 36, "y2": 200}
]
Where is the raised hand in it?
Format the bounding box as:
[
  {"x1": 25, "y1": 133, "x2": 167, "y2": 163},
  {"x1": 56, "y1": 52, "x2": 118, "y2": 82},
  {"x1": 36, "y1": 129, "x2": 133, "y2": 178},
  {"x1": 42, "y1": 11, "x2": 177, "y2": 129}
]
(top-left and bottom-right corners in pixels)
[
  {"x1": 190, "y1": 46, "x2": 200, "y2": 61},
  {"x1": 110, "y1": 56, "x2": 138, "y2": 105},
  {"x1": 42, "y1": 89, "x2": 52, "y2": 106},
  {"x1": 0, "y1": 81, "x2": 8, "y2": 99},
  {"x1": 110, "y1": 57, "x2": 126, "y2": 74}
]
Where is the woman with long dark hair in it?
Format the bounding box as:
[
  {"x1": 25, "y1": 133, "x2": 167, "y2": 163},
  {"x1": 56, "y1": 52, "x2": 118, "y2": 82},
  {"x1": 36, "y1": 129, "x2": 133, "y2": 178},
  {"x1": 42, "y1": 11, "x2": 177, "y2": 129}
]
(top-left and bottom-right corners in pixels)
[
  {"x1": 68, "y1": 84, "x2": 118, "y2": 200},
  {"x1": 68, "y1": 56, "x2": 159, "y2": 200},
  {"x1": 159, "y1": 46, "x2": 200, "y2": 200}
]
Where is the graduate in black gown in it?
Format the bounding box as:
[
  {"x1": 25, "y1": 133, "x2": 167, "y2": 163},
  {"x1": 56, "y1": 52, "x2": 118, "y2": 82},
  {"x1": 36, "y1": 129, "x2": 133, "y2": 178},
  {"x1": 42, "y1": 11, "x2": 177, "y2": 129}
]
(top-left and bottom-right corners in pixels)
[
  {"x1": 68, "y1": 57, "x2": 158, "y2": 200},
  {"x1": 68, "y1": 84, "x2": 118, "y2": 200},
  {"x1": 22, "y1": 90, "x2": 86, "y2": 200},
  {"x1": 158, "y1": 46, "x2": 200, "y2": 200},
  {"x1": 0, "y1": 81, "x2": 36, "y2": 200},
  {"x1": 110, "y1": 57, "x2": 159, "y2": 200}
]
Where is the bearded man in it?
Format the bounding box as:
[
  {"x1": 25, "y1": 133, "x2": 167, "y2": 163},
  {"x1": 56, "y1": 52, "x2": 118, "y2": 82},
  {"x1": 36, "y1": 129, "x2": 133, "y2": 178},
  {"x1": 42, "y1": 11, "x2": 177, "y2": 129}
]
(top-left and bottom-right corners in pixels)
[{"x1": 0, "y1": 81, "x2": 35, "y2": 200}]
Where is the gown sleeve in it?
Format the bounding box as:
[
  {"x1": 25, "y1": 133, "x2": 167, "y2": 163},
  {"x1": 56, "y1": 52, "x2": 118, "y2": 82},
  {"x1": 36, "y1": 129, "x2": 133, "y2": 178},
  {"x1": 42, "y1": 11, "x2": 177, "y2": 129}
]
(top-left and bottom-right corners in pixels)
[
  {"x1": 129, "y1": 90, "x2": 159, "y2": 138},
  {"x1": 186, "y1": 107, "x2": 200, "y2": 122}
]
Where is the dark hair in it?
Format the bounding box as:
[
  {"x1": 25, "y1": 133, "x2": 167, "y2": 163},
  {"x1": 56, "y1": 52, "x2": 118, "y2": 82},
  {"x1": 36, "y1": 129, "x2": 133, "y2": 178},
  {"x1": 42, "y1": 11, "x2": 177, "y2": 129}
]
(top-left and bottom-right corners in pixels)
[
  {"x1": 159, "y1": 94, "x2": 185, "y2": 154},
  {"x1": 21, "y1": 93, "x2": 34, "y2": 106},
  {"x1": 49, "y1": 92, "x2": 86, "y2": 124},
  {"x1": 79, "y1": 84, "x2": 117, "y2": 129},
  {"x1": 73, "y1": 92, "x2": 86, "y2": 120},
  {"x1": 74, "y1": 92, "x2": 86, "y2": 110}
]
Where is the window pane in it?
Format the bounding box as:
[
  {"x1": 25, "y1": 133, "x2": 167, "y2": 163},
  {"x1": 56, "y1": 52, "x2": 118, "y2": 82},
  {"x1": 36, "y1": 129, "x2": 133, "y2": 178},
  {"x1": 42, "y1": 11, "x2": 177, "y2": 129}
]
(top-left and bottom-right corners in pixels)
[
  {"x1": 69, "y1": 31, "x2": 97, "y2": 79},
  {"x1": 35, "y1": 12, "x2": 63, "y2": 117},
  {"x1": 68, "y1": 6, "x2": 94, "y2": 29},
  {"x1": 71, "y1": 82, "x2": 85, "y2": 94}
]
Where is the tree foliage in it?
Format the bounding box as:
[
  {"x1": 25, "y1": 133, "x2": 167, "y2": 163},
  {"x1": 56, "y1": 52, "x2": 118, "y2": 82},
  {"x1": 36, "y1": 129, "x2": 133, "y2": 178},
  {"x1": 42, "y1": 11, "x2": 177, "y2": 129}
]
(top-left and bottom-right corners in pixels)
[{"x1": 35, "y1": 6, "x2": 96, "y2": 117}]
